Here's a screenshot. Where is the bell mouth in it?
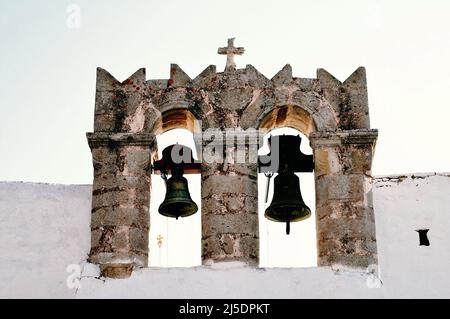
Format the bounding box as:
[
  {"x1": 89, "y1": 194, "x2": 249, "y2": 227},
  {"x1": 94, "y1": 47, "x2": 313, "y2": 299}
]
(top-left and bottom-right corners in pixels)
[
  {"x1": 264, "y1": 203, "x2": 311, "y2": 223},
  {"x1": 158, "y1": 201, "x2": 198, "y2": 218}
]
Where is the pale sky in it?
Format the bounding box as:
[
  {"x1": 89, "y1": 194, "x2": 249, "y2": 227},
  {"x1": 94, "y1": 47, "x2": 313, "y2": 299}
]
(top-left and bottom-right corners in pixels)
[
  {"x1": 1, "y1": 1, "x2": 450, "y2": 266},
  {"x1": 1, "y1": 0, "x2": 449, "y2": 184}
]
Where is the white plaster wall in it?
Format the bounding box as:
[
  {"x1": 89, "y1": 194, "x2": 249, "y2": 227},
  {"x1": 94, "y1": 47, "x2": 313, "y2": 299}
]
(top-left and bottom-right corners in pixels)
[
  {"x1": 0, "y1": 173, "x2": 449, "y2": 298},
  {"x1": 373, "y1": 173, "x2": 450, "y2": 298},
  {"x1": 0, "y1": 182, "x2": 91, "y2": 298}
]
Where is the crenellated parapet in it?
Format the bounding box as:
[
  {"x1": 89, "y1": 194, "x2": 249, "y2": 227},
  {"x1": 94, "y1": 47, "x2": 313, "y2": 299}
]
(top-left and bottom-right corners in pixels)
[{"x1": 93, "y1": 62, "x2": 370, "y2": 134}]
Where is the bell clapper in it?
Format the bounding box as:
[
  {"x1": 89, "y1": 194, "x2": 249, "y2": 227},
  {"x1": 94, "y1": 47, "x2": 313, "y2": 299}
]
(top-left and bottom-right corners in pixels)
[
  {"x1": 286, "y1": 221, "x2": 290, "y2": 235},
  {"x1": 264, "y1": 171, "x2": 274, "y2": 203}
]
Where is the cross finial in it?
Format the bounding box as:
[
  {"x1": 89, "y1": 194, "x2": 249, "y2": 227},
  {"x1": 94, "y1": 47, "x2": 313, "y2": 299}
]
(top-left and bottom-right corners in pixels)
[{"x1": 218, "y1": 38, "x2": 245, "y2": 72}]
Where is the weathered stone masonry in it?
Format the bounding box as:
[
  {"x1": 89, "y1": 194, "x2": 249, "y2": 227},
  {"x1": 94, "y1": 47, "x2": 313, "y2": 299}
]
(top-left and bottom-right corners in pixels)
[
  {"x1": 87, "y1": 50, "x2": 378, "y2": 277},
  {"x1": 199, "y1": 131, "x2": 260, "y2": 266}
]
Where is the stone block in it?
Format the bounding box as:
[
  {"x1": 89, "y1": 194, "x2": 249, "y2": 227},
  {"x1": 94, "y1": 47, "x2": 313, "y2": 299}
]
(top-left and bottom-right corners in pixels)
[
  {"x1": 316, "y1": 174, "x2": 366, "y2": 204},
  {"x1": 318, "y1": 236, "x2": 377, "y2": 269},
  {"x1": 221, "y1": 234, "x2": 235, "y2": 255},
  {"x1": 90, "y1": 228, "x2": 103, "y2": 248},
  {"x1": 100, "y1": 264, "x2": 133, "y2": 279},
  {"x1": 92, "y1": 206, "x2": 149, "y2": 228},
  {"x1": 111, "y1": 226, "x2": 130, "y2": 251},
  {"x1": 202, "y1": 236, "x2": 222, "y2": 260},
  {"x1": 238, "y1": 235, "x2": 259, "y2": 263},
  {"x1": 129, "y1": 228, "x2": 149, "y2": 253},
  {"x1": 202, "y1": 212, "x2": 258, "y2": 237},
  {"x1": 202, "y1": 175, "x2": 257, "y2": 198},
  {"x1": 316, "y1": 210, "x2": 376, "y2": 240}
]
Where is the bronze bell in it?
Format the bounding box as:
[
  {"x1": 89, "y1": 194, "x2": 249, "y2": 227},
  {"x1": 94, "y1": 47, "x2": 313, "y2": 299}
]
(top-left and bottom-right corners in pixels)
[
  {"x1": 153, "y1": 144, "x2": 201, "y2": 219},
  {"x1": 265, "y1": 171, "x2": 311, "y2": 235},
  {"x1": 258, "y1": 135, "x2": 314, "y2": 235},
  {"x1": 159, "y1": 166, "x2": 198, "y2": 219}
]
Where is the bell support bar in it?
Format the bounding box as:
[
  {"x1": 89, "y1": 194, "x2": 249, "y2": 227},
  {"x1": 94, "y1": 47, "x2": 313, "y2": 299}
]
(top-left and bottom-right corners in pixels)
[
  {"x1": 258, "y1": 135, "x2": 314, "y2": 174},
  {"x1": 153, "y1": 144, "x2": 202, "y2": 175}
]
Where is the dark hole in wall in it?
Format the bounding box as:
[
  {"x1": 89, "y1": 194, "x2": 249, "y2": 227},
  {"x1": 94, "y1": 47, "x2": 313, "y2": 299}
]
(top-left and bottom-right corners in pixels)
[{"x1": 416, "y1": 229, "x2": 430, "y2": 246}]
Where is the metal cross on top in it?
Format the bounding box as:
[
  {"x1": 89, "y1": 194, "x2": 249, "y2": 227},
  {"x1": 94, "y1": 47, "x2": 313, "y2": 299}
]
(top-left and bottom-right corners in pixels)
[{"x1": 218, "y1": 38, "x2": 245, "y2": 71}]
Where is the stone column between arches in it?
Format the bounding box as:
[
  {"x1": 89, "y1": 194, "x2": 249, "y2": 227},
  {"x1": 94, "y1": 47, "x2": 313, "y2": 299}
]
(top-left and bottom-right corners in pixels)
[
  {"x1": 310, "y1": 129, "x2": 378, "y2": 270},
  {"x1": 198, "y1": 130, "x2": 261, "y2": 266},
  {"x1": 87, "y1": 132, "x2": 156, "y2": 278}
]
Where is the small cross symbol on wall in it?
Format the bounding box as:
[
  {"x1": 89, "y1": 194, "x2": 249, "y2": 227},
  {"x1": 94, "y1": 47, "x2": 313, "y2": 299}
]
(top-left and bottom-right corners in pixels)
[
  {"x1": 218, "y1": 38, "x2": 245, "y2": 72},
  {"x1": 157, "y1": 234, "x2": 164, "y2": 248}
]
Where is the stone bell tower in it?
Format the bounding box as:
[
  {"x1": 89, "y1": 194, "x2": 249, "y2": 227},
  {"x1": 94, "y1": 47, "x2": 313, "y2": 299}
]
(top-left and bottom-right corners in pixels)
[{"x1": 87, "y1": 39, "x2": 378, "y2": 278}]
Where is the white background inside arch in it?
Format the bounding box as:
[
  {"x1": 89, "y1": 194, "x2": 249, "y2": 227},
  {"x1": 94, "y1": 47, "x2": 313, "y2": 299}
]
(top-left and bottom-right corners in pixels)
[
  {"x1": 258, "y1": 127, "x2": 317, "y2": 268},
  {"x1": 149, "y1": 129, "x2": 201, "y2": 267},
  {"x1": 149, "y1": 128, "x2": 316, "y2": 267}
]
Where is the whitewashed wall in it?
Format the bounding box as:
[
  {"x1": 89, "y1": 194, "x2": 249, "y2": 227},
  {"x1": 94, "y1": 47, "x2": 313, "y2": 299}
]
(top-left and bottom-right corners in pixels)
[
  {"x1": 0, "y1": 182, "x2": 91, "y2": 298},
  {"x1": 0, "y1": 173, "x2": 449, "y2": 298}
]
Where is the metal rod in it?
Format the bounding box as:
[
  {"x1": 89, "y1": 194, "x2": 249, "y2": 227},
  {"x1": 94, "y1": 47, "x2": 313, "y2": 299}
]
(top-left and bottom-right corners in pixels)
[{"x1": 264, "y1": 172, "x2": 273, "y2": 203}]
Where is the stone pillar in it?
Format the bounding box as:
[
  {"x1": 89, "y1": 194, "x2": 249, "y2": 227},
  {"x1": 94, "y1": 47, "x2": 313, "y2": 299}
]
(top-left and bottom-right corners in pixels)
[
  {"x1": 199, "y1": 130, "x2": 260, "y2": 265},
  {"x1": 310, "y1": 129, "x2": 378, "y2": 270},
  {"x1": 87, "y1": 132, "x2": 156, "y2": 278}
]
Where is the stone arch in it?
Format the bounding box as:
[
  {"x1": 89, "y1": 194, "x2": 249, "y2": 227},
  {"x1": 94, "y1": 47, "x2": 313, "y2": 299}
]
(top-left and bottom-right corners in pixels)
[
  {"x1": 257, "y1": 105, "x2": 316, "y2": 137},
  {"x1": 149, "y1": 108, "x2": 201, "y2": 164},
  {"x1": 151, "y1": 108, "x2": 201, "y2": 136},
  {"x1": 147, "y1": 107, "x2": 203, "y2": 268},
  {"x1": 256, "y1": 100, "x2": 337, "y2": 134}
]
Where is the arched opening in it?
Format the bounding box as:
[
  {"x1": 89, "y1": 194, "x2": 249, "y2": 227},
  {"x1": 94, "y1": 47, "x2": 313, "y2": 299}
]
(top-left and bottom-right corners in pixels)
[
  {"x1": 153, "y1": 108, "x2": 200, "y2": 135},
  {"x1": 259, "y1": 105, "x2": 315, "y2": 137},
  {"x1": 148, "y1": 127, "x2": 201, "y2": 267},
  {"x1": 257, "y1": 106, "x2": 317, "y2": 267}
]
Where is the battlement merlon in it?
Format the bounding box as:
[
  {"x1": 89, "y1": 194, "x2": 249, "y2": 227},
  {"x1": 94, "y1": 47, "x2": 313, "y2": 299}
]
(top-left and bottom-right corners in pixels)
[{"x1": 94, "y1": 64, "x2": 367, "y2": 91}]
